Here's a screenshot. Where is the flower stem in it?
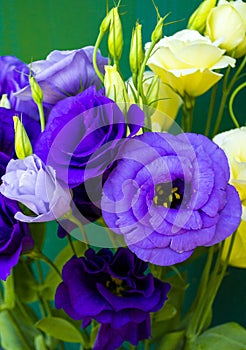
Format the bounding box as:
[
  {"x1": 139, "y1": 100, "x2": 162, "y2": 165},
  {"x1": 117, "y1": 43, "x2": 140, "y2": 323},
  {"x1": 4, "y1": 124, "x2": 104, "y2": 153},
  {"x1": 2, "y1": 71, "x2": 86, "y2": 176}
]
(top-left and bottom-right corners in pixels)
[
  {"x1": 67, "y1": 234, "x2": 78, "y2": 256},
  {"x1": 229, "y1": 81, "x2": 246, "y2": 128},
  {"x1": 36, "y1": 251, "x2": 61, "y2": 278},
  {"x1": 93, "y1": 32, "x2": 105, "y2": 83},
  {"x1": 37, "y1": 102, "x2": 45, "y2": 132},
  {"x1": 7, "y1": 310, "x2": 32, "y2": 350},
  {"x1": 212, "y1": 56, "x2": 246, "y2": 136},
  {"x1": 182, "y1": 94, "x2": 195, "y2": 132},
  {"x1": 204, "y1": 83, "x2": 218, "y2": 136}
]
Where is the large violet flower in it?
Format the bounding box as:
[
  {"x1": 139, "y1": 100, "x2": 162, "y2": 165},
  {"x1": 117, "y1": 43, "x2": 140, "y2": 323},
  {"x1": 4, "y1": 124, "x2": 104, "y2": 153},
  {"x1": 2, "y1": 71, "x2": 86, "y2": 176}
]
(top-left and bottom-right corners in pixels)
[
  {"x1": 14, "y1": 47, "x2": 107, "y2": 115},
  {"x1": 0, "y1": 154, "x2": 71, "y2": 223},
  {"x1": 101, "y1": 132, "x2": 242, "y2": 266},
  {"x1": 35, "y1": 86, "x2": 144, "y2": 188},
  {"x1": 0, "y1": 194, "x2": 33, "y2": 280},
  {"x1": 55, "y1": 247, "x2": 170, "y2": 350}
]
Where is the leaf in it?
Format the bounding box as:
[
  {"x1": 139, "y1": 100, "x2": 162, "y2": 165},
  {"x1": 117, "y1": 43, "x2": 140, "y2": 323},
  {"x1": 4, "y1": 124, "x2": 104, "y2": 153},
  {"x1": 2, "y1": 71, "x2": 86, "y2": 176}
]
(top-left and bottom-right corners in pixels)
[
  {"x1": 2, "y1": 273, "x2": 15, "y2": 309},
  {"x1": 34, "y1": 335, "x2": 48, "y2": 350},
  {"x1": 36, "y1": 317, "x2": 84, "y2": 344},
  {"x1": 156, "y1": 330, "x2": 185, "y2": 350},
  {"x1": 194, "y1": 323, "x2": 246, "y2": 350},
  {"x1": 13, "y1": 259, "x2": 39, "y2": 303},
  {"x1": 43, "y1": 240, "x2": 87, "y2": 300}
]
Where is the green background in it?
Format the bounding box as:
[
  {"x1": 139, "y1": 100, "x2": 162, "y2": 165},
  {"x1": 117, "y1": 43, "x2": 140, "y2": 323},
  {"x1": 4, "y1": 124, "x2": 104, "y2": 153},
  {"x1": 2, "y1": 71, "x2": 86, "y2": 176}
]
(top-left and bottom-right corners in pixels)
[{"x1": 0, "y1": 0, "x2": 245, "y2": 348}]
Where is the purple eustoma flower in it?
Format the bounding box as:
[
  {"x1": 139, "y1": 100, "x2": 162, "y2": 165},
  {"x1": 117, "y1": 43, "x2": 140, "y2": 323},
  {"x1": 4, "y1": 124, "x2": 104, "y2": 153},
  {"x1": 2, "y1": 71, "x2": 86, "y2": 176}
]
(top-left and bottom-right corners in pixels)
[
  {"x1": 14, "y1": 47, "x2": 107, "y2": 115},
  {"x1": 35, "y1": 86, "x2": 144, "y2": 187},
  {"x1": 0, "y1": 194, "x2": 33, "y2": 280},
  {"x1": 55, "y1": 247, "x2": 170, "y2": 350},
  {"x1": 101, "y1": 132, "x2": 242, "y2": 266},
  {"x1": 0, "y1": 154, "x2": 71, "y2": 223}
]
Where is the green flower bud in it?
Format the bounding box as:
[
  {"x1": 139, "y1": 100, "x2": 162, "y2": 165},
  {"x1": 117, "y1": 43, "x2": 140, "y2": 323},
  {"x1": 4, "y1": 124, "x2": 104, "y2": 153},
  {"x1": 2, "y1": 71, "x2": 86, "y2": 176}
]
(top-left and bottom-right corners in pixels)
[
  {"x1": 0, "y1": 94, "x2": 11, "y2": 109},
  {"x1": 129, "y1": 22, "x2": 144, "y2": 75},
  {"x1": 13, "y1": 116, "x2": 33, "y2": 159},
  {"x1": 108, "y1": 7, "x2": 123, "y2": 62},
  {"x1": 104, "y1": 64, "x2": 129, "y2": 114},
  {"x1": 151, "y1": 17, "x2": 165, "y2": 44},
  {"x1": 188, "y1": 0, "x2": 216, "y2": 34},
  {"x1": 29, "y1": 75, "x2": 43, "y2": 105},
  {"x1": 100, "y1": 10, "x2": 112, "y2": 34}
]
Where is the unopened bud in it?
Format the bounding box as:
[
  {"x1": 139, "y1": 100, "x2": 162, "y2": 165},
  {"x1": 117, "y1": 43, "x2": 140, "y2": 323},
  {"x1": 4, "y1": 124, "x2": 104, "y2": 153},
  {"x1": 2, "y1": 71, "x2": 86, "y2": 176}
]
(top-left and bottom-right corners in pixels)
[
  {"x1": 108, "y1": 7, "x2": 123, "y2": 62},
  {"x1": 0, "y1": 94, "x2": 11, "y2": 109},
  {"x1": 188, "y1": 0, "x2": 216, "y2": 33},
  {"x1": 104, "y1": 64, "x2": 129, "y2": 114},
  {"x1": 13, "y1": 116, "x2": 33, "y2": 159},
  {"x1": 29, "y1": 75, "x2": 43, "y2": 105},
  {"x1": 129, "y1": 22, "x2": 144, "y2": 75},
  {"x1": 100, "y1": 10, "x2": 112, "y2": 34},
  {"x1": 151, "y1": 17, "x2": 165, "y2": 44}
]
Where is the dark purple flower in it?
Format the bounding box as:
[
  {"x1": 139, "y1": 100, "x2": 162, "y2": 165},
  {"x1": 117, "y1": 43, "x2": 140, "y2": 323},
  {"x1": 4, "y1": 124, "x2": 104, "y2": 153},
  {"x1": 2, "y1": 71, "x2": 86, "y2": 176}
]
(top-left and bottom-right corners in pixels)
[
  {"x1": 101, "y1": 132, "x2": 242, "y2": 266},
  {"x1": 0, "y1": 193, "x2": 33, "y2": 280},
  {"x1": 0, "y1": 107, "x2": 40, "y2": 157},
  {"x1": 55, "y1": 247, "x2": 170, "y2": 350},
  {"x1": 14, "y1": 47, "x2": 107, "y2": 116},
  {"x1": 35, "y1": 87, "x2": 144, "y2": 188}
]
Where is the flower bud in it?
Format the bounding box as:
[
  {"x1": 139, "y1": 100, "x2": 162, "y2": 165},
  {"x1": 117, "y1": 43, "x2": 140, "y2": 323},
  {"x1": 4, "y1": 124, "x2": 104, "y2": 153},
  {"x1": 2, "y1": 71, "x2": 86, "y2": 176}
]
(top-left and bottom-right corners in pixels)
[
  {"x1": 206, "y1": 3, "x2": 245, "y2": 52},
  {"x1": 29, "y1": 75, "x2": 43, "y2": 105},
  {"x1": 100, "y1": 10, "x2": 112, "y2": 34},
  {"x1": 188, "y1": 0, "x2": 216, "y2": 34},
  {"x1": 0, "y1": 94, "x2": 11, "y2": 109},
  {"x1": 151, "y1": 17, "x2": 165, "y2": 44},
  {"x1": 104, "y1": 64, "x2": 130, "y2": 113},
  {"x1": 13, "y1": 116, "x2": 33, "y2": 159},
  {"x1": 108, "y1": 7, "x2": 123, "y2": 62},
  {"x1": 129, "y1": 22, "x2": 144, "y2": 75}
]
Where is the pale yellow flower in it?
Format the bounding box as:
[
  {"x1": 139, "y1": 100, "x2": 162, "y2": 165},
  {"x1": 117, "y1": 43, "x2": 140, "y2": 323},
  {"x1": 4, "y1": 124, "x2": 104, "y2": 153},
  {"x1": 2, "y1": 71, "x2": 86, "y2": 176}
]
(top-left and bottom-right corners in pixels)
[
  {"x1": 213, "y1": 127, "x2": 246, "y2": 267},
  {"x1": 206, "y1": 0, "x2": 246, "y2": 56},
  {"x1": 146, "y1": 29, "x2": 235, "y2": 98}
]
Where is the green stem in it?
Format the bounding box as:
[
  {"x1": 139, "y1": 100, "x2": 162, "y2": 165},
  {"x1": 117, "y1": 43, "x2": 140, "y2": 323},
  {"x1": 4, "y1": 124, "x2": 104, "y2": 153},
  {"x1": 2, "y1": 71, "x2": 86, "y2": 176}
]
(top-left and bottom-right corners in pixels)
[
  {"x1": 204, "y1": 83, "x2": 219, "y2": 136},
  {"x1": 185, "y1": 246, "x2": 215, "y2": 342},
  {"x1": 37, "y1": 251, "x2": 61, "y2": 277},
  {"x1": 93, "y1": 32, "x2": 105, "y2": 83},
  {"x1": 182, "y1": 94, "x2": 195, "y2": 132},
  {"x1": 37, "y1": 102, "x2": 45, "y2": 132},
  {"x1": 67, "y1": 234, "x2": 78, "y2": 256},
  {"x1": 212, "y1": 56, "x2": 246, "y2": 136},
  {"x1": 229, "y1": 81, "x2": 246, "y2": 128},
  {"x1": 63, "y1": 211, "x2": 89, "y2": 248}
]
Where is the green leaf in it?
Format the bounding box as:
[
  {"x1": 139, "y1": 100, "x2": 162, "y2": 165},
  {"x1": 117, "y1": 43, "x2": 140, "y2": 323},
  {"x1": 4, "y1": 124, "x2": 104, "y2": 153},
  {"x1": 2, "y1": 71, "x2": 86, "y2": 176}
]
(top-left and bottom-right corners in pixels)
[
  {"x1": 194, "y1": 323, "x2": 246, "y2": 350},
  {"x1": 2, "y1": 273, "x2": 15, "y2": 309},
  {"x1": 43, "y1": 240, "x2": 87, "y2": 300},
  {"x1": 154, "y1": 303, "x2": 177, "y2": 323},
  {"x1": 34, "y1": 335, "x2": 48, "y2": 350},
  {"x1": 156, "y1": 330, "x2": 185, "y2": 350},
  {"x1": 13, "y1": 259, "x2": 39, "y2": 303},
  {"x1": 36, "y1": 317, "x2": 84, "y2": 343}
]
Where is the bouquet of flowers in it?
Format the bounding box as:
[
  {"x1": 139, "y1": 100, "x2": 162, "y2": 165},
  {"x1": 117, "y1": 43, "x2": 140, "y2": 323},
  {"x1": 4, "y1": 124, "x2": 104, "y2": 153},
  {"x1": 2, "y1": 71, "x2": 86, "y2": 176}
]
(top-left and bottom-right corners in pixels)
[{"x1": 0, "y1": 0, "x2": 245, "y2": 349}]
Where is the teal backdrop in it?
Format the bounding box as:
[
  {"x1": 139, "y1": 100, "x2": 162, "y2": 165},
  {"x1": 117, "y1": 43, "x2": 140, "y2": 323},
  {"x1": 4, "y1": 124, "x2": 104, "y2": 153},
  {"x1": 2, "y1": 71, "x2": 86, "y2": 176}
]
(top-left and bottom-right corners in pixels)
[{"x1": 0, "y1": 1, "x2": 245, "y2": 349}]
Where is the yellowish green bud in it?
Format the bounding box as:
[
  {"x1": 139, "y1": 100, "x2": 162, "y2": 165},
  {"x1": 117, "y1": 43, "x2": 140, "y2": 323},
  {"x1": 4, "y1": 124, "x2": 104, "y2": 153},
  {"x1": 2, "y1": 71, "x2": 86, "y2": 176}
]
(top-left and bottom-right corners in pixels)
[
  {"x1": 129, "y1": 22, "x2": 144, "y2": 75},
  {"x1": 0, "y1": 94, "x2": 11, "y2": 109},
  {"x1": 108, "y1": 7, "x2": 123, "y2": 62},
  {"x1": 29, "y1": 75, "x2": 43, "y2": 105},
  {"x1": 100, "y1": 10, "x2": 112, "y2": 34},
  {"x1": 151, "y1": 17, "x2": 165, "y2": 44},
  {"x1": 104, "y1": 64, "x2": 130, "y2": 114},
  {"x1": 188, "y1": 0, "x2": 216, "y2": 33},
  {"x1": 13, "y1": 116, "x2": 33, "y2": 159}
]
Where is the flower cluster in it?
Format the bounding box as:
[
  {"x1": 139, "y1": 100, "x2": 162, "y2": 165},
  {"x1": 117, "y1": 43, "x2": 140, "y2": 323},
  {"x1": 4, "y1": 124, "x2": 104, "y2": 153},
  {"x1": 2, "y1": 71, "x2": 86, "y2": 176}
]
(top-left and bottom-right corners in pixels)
[{"x1": 0, "y1": 1, "x2": 245, "y2": 350}]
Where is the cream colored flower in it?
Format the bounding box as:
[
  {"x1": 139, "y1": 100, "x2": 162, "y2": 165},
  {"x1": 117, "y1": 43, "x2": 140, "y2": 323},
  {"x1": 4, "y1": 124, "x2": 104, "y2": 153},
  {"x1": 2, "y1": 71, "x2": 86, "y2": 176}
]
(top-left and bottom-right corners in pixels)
[
  {"x1": 146, "y1": 29, "x2": 235, "y2": 98},
  {"x1": 206, "y1": 0, "x2": 246, "y2": 56},
  {"x1": 213, "y1": 127, "x2": 246, "y2": 268},
  {"x1": 127, "y1": 71, "x2": 182, "y2": 131}
]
